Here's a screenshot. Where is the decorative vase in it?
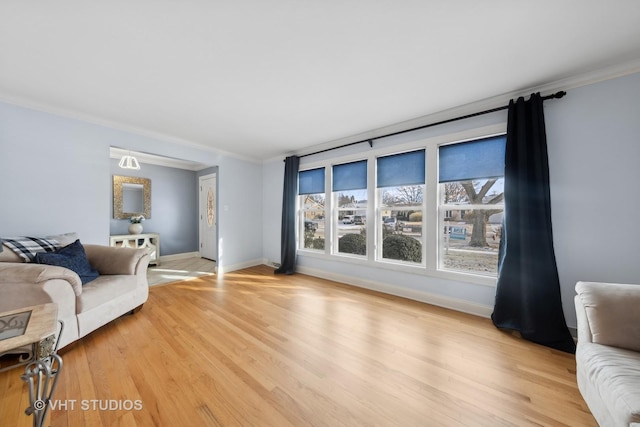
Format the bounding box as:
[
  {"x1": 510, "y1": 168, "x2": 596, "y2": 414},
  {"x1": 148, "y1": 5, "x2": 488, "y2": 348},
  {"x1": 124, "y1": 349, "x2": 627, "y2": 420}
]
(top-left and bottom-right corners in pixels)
[{"x1": 129, "y1": 223, "x2": 143, "y2": 234}]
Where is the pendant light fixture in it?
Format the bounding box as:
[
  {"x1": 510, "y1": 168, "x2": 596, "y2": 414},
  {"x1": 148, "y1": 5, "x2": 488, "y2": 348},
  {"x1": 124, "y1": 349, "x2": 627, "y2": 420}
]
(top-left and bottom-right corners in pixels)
[{"x1": 118, "y1": 152, "x2": 141, "y2": 170}]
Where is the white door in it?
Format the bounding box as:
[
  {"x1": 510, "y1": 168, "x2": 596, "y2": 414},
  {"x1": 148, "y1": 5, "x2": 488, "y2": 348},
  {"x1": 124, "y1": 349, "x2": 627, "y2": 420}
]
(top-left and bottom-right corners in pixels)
[{"x1": 199, "y1": 174, "x2": 217, "y2": 261}]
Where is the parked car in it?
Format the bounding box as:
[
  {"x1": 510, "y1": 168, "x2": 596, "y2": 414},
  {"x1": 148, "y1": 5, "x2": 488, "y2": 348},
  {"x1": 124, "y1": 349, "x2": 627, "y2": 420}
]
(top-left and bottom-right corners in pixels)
[
  {"x1": 383, "y1": 217, "x2": 397, "y2": 228},
  {"x1": 342, "y1": 215, "x2": 354, "y2": 224},
  {"x1": 305, "y1": 220, "x2": 317, "y2": 232},
  {"x1": 353, "y1": 215, "x2": 365, "y2": 225}
]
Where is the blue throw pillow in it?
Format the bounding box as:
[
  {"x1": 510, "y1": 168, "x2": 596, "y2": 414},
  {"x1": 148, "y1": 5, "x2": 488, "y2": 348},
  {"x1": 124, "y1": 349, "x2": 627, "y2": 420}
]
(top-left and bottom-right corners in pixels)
[{"x1": 34, "y1": 239, "x2": 99, "y2": 285}]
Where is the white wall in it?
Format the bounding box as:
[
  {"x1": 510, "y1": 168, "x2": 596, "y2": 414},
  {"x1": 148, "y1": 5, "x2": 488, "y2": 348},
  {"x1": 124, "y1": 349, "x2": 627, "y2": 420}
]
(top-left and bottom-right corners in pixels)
[
  {"x1": 216, "y1": 156, "x2": 263, "y2": 271},
  {"x1": 546, "y1": 71, "x2": 640, "y2": 327},
  {"x1": 0, "y1": 102, "x2": 111, "y2": 242},
  {"x1": 261, "y1": 71, "x2": 640, "y2": 329},
  {"x1": 0, "y1": 101, "x2": 263, "y2": 272},
  {"x1": 262, "y1": 159, "x2": 285, "y2": 265}
]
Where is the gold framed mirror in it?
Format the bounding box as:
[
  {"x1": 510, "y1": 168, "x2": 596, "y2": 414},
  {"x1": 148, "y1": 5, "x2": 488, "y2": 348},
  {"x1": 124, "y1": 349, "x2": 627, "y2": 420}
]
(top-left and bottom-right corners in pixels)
[{"x1": 113, "y1": 175, "x2": 151, "y2": 219}]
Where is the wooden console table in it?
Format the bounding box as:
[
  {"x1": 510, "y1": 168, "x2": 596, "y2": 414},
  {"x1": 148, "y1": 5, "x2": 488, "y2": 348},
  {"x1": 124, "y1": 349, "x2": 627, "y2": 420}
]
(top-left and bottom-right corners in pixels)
[
  {"x1": 0, "y1": 303, "x2": 63, "y2": 427},
  {"x1": 109, "y1": 233, "x2": 160, "y2": 266}
]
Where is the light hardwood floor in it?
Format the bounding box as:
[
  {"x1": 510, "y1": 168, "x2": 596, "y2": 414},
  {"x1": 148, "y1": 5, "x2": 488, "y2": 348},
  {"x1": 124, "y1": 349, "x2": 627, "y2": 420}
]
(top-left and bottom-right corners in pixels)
[{"x1": 0, "y1": 265, "x2": 596, "y2": 426}]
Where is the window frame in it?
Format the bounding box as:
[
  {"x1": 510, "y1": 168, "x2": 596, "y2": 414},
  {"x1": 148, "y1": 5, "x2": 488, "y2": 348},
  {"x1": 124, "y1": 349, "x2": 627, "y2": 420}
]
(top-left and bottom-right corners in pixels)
[
  {"x1": 297, "y1": 167, "x2": 326, "y2": 252},
  {"x1": 299, "y1": 192, "x2": 326, "y2": 252},
  {"x1": 330, "y1": 159, "x2": 369, "y2": 258},
  {"x1": 437, "y1": 187, "x2": 504, "y2": 276},
  {"x1": 375, "y1": 149, "x2": 427, "y2": 266},
  {"x1": 332, "y1": 191, "x2": 368, "y2": 258},
  {"x1": 296, "y1": 123, "x2": 506, "y2": 287},
  {"x1": 436, "y1": 136, "x2": 506, "y2": 277}
]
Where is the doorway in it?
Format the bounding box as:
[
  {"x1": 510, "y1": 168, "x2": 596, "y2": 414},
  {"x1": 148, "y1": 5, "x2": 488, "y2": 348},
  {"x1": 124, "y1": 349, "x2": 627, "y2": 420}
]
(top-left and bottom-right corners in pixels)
[{"x1": 199, "y1": 173, "x2": 217, "y2": 261}]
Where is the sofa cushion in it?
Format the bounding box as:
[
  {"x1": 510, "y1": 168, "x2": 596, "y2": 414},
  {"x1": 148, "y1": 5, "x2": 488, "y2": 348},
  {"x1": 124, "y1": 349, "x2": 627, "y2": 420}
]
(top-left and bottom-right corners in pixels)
[
  {"x1": 77, "y1": 274, "x2": 138, "y2": 313},
  {"x1": 576, "y1": 281, "x2": 640, "y2": 352},
  {"x1": 577, "y1": 343, "x2": 640, "y2": 426},
  {"x1": 35, "y1": 239, "x2": 99, "y2": 285}
]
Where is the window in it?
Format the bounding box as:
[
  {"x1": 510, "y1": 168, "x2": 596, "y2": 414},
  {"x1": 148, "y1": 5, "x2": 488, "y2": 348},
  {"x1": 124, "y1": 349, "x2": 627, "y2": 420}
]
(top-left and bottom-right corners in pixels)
[
  {"x1": 298, "y1": 168, "x2": 325, "y2": 251},
  {"x1": 333, "y1": 160, "x2": 367, "y2": 256},
  {"x1": 296, "y1": 125, "x2": 505, "y2": 284},
  {"x1": 438, "y1": 135, "x2": 505, "y2": 276},
  {"x1": 376, "y1": 150, "x2": 425, "y2": 264}
]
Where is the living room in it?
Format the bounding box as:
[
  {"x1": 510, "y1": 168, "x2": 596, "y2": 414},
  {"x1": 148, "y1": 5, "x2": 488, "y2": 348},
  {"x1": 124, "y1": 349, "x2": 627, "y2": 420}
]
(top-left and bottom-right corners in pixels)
[{"x1": 1, "y1": 2, "x2": 640, "y2": 426}]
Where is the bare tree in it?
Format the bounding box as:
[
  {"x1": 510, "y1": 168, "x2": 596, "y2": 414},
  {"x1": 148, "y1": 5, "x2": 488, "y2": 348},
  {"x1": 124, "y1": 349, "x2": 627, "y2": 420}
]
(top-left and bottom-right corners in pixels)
[
  {"x1": 460, "y1": 180, "x2": 503, "y2": 247},
  {"x1": 337, "y1": 193, "x2": 354, "y2": 207},
  {"x1": 383, "y1": 185, "x2": 423, "y2": 206},
  {"x1": 443, "y1": 182, "x2": 467, "y2": 203}
]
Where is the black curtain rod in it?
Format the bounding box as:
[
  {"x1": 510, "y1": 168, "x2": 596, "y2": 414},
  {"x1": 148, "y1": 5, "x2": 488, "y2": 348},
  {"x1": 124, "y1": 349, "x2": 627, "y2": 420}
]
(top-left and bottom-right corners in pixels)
[{"x1": 295, "y1": 90, "x2": 566, "y2": 159}]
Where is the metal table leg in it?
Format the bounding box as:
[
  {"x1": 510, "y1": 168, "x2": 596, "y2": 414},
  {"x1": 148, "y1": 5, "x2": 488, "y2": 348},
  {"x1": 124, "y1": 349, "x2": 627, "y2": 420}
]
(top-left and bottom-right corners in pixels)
[{"x1": 20, "y1": 319, "x2": 64, "y2": 427}]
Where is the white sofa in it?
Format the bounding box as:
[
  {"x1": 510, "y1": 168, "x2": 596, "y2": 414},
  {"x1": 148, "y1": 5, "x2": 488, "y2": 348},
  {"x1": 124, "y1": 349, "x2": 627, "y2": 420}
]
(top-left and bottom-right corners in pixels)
[
  {"x1": 575, "y1": 281, "x2": 640, "y2": 427},
  {"x1": 0, "y1": 240, "x2": 149, "y2": 349}
]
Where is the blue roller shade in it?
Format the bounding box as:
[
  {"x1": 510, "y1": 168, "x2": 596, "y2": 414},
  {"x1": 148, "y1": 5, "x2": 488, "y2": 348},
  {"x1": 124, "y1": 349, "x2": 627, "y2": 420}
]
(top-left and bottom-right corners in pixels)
[
  {"x1": 298, "y1": 168, "x2": 325, "y2": 195},
  {"x1": 439, "y1": 135, "x2": 506, "y2": 183},
  {"x1": 377, "y1": 149, "x2": 425, "y2": 188},
  {"x1": 333, "y1": 160, "x2": 367, "y2": 191}
]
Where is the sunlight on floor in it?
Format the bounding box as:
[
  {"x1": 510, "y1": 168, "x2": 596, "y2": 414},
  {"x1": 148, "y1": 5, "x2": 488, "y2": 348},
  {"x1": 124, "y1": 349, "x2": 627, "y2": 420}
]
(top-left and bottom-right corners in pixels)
[{"x1": 147, "y1": 257, "x2": 216, "y2": 286}]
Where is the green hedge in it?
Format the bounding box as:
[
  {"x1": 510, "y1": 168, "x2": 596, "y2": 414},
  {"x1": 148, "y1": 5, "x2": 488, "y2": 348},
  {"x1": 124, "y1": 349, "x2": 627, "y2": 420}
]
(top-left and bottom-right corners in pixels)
[
  {"x1": 339, "y1": 233, "x2": 366, "y2": 255},
  {"x1": 312, "y1": 238, "x2": 325, "y2": 250},
  {"x1": 383, "y1": 234, "x2": 422, "y2": 262}
]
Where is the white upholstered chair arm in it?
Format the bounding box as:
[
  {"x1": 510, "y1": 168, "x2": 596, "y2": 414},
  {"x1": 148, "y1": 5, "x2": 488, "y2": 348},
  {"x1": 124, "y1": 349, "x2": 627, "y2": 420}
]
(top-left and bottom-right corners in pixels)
[
  {"x1": 84, "y1": 245, "x2": 150, "y2": 276},
  {"x1": 575, "y1": 281, "x2": 640, "y2": 352}
]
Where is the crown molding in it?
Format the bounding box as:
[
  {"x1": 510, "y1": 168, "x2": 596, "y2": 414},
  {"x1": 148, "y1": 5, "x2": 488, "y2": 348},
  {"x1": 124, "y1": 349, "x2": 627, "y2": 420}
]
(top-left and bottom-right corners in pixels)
[
  {"x1": 109, "y1": 147, "x2": 211, "y2": 171},
  {"x1": 3, "y1": 57, "x2": 640, "y2": 166},
  {"x1": 0, "y1": 94, "x2": 261, "y2": 165}
]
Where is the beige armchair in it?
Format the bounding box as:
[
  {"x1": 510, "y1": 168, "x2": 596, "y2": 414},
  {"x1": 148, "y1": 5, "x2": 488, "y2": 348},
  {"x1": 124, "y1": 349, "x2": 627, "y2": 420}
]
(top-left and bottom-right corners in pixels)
[{"x1": 575, "y1": 281, "x2": 640, "y2": 427}]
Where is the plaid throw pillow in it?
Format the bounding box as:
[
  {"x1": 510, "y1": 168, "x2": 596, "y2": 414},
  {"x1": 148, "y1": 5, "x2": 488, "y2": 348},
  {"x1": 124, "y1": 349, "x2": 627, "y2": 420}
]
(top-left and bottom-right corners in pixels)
[{"x1": 1, "y1": 237, "x2": 60, "y2": 262}]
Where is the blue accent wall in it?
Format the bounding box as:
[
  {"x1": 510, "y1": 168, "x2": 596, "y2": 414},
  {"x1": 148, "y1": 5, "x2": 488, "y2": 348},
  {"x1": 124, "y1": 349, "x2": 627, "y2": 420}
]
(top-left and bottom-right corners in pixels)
[{"x1": 110, "y1": 160, "x2": 199, "y2": 256}]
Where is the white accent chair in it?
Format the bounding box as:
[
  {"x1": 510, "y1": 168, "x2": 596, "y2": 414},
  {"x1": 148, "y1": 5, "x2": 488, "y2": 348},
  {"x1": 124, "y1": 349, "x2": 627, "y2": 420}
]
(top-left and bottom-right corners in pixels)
[{"x1": 575, "y1": 281, "x2": 640, "y2": 427}]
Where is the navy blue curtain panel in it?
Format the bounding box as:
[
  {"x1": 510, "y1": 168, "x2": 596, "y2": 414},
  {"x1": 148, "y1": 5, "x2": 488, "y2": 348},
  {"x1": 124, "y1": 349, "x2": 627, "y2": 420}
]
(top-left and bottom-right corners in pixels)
[
  {"x1": 275, "y1": 156, "x2": 300, "y2": 275},
  {"x1": 492, "y1": 93, "x2": 575, "y2": 353}
]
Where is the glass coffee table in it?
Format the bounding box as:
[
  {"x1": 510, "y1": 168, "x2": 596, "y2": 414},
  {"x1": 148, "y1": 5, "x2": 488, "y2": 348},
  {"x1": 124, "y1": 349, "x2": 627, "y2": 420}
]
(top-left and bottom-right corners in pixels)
[{"x1": 0, "y1": 303, "x2": 63, "y2": 427}]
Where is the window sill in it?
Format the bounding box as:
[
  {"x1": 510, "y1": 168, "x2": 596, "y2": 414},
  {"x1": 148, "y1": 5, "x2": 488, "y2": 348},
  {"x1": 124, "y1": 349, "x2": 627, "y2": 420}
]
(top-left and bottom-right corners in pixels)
[{"x1": 297, "y1": 249, "x2": 497, "y2": 288}]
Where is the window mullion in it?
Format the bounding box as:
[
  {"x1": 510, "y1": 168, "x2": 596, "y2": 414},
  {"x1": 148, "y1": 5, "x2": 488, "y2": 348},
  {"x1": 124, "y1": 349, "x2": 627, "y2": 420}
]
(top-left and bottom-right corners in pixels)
[
  {"x1": 326, "y1": 167, "x2": 333, "y2": 255},
  {"x1": 367, "y1": 156, "x2": 375, "y2": 261},
  {"x1": 425, "y1": 144, "x2": 439, "y2": 271}
]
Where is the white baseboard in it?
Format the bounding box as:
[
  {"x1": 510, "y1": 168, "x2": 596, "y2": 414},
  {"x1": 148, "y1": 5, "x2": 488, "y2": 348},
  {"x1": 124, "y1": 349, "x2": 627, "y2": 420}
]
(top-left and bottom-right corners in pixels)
[
  {"x1": 217, "y1": 258, "x2": 264, "y2": 275},
  {"x1": 155, "y1": 256, "x2": 266, "y2": 275},
  {"x1": 293, "y1": 264, "x2": 494, "y2": 319},
  {"x1": 263, "y1": 258, "x2": 281, "y2": 268},
  {"x1": 569, "y1": 327, "x2": 578, "y2": 340}
]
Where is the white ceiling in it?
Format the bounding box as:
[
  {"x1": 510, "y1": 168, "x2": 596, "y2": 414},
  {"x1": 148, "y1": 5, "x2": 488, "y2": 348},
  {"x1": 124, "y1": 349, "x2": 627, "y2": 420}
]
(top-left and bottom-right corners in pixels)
[{"x1": 2, "y1": 1, "x2": 640, "y2": 162}]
